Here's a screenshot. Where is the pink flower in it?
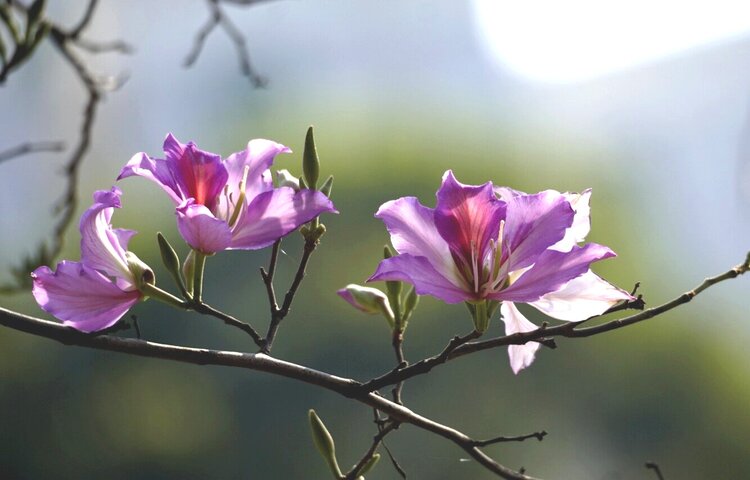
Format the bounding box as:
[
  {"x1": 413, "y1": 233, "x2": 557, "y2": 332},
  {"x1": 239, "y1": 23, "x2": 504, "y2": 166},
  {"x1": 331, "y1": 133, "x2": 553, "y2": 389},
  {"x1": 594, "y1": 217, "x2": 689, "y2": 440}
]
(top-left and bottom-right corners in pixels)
[
  {"x1": 31, "y1": 188, "x2": 149, "y2": 332},
  {"x1": 370, "y1": 171, "x2": 632, "y2": 373},
  {"x1": 118, "y1": 134, "x2": 336, "y2": 253}
]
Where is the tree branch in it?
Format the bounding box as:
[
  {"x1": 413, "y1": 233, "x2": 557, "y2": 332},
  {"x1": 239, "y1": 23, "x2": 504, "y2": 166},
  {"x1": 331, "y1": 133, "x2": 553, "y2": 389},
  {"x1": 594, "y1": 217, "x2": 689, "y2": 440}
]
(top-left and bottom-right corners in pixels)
[
  {"x1": 473, "y1": 430, "x2": 547, "y2": 447},
  {"x1": 359, "y1": 253, "x2": 750, "y2": 392},
  {"x1": 0, "y1": 307, "x2": 536, "y2": 480},
  {"x1": 0, "y1": 141, "x2": 65, "y2": 164}
]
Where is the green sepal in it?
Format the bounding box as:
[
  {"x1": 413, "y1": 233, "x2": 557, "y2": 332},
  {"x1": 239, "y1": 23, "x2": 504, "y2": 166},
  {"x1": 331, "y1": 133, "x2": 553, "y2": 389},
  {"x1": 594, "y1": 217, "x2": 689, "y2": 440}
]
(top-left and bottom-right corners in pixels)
[
  {"x1": 320, "y1": 175, "x2": 334, "y2": 197},
  {"x1": 308, "y1": 409, "x2": 342, "y2": 478},
  {"x1": 302, "y1": 126, "x2": 320, "y2": 190}
]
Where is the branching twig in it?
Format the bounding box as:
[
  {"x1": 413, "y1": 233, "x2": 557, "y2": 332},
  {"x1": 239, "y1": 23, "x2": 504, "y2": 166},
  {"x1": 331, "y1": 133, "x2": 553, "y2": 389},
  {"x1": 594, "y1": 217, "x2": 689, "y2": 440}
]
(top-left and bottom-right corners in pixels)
[
  {"x1": 184, "y1": 0, "x2": 267, "y2": 87},
  {"x1": 473, "y1": 431, "x2": 547, "y2": 447},
  {"x1": 645, "y1": 462, "x2": 665, "y2": 480},
  {"x1": 0, "y1": 307, "x2": 537, "y2": 480},
  {"x1": 261, "y1": 237, "x2": 318, "y2": 353},
  {"x1": 343, "y1": 420, "x2": 400, "y2": 480},
  {"x1": 0, "y1": 141, "x2": 65, "y2": 164},
  {"x1": 0, "y1": 0, "x2": 131, "y2": 293},
  {"x1": 359, "y1": 253, "x2": 750, "y2": 392}
]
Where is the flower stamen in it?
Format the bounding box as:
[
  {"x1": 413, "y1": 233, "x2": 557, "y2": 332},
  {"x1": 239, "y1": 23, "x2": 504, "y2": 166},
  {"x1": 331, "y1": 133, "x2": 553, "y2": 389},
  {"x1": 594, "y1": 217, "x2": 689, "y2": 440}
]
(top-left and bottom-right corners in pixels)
[{"x1": 228, "y1": 165, "x2": 250, "y2": 228}]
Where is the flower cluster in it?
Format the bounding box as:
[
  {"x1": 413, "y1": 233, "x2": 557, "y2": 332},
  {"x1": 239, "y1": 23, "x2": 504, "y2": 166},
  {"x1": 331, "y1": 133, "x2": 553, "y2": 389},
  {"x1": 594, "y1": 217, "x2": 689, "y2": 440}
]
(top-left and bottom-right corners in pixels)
[
  {"x1": 32, "y1": 133, "x2": 630, "y2": 375},
  {"x1": 33, "y1": 133, "x2": 336, "y2": 332}
]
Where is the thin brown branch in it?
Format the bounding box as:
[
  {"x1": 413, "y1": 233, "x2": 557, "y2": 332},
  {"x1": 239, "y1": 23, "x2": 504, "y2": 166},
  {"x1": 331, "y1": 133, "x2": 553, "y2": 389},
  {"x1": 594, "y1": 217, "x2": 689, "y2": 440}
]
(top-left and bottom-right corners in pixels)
[
  {"x1": 262, "y1": 237, "x2": 317, "y2": 353},
  {"x1": 359, "y1": 254, "x2": 750, "y2": 392},
  {"x1": 0, "y1": 307, "x2": 536, "y2": 480},
  {"x1": 68, "y1": 0, "x2": 98, "y2": 39},
  {"x1": 185, "y1": 0, "x2": 267, "y2": 87},
  {"x1": 645, "y1": 462, "x2": 665, "y2": 480},
  {"x1": 191, "y1": 301, "x2": 264, "y2": 347},
  {"x1": 0, "y1": 141, "x2": 65, "y2": 163},
  {"x1": 343, "y1": 420, "x2": 400, "y2": 480},
  {"x1": 473, "y1": 430, "x2": 547, "y2": 447}
]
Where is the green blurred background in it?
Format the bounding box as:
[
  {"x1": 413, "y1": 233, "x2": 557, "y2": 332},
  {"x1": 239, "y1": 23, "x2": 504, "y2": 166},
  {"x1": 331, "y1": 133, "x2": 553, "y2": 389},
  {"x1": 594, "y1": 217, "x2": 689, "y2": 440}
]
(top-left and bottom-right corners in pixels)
[{"x1": 1, "y1": 1, "x2": 750, "y2": 478}]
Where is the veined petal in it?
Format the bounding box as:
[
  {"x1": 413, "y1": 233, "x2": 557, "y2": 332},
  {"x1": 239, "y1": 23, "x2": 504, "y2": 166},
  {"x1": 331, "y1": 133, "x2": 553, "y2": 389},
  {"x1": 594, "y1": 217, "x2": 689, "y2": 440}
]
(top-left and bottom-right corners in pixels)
[
  {"x1": 501, "y1": 190, "x2": 574, "y2": 272},
  {"x1": 550, "y1": 189, "x2": 592, "y2": 252},
  {"x1": 79, "y1": 187, "x2": 132, "y2": 280},
  {"x1": 31, "y1": 261, "x2": 140, "y2": 333},
  {"x1": 224, "y1": 139, "x2": 291, "y2": 202},
  {"x1": 493, "y1": 186, "x2": 526, "y2": 201},
  {"x1": 176, "y1": 200, "x2": 233, "y2": 254},
  {"x1": 368, "y1": 254, "x2": 469, "y2": 303},
  {"x1": 117, "y1": 152, "x2": 184, "y2": 205},
  {"x1": 375, "y1": 196, "x2": 463, "y2": 288},
  {"x1": 229, "y1": 188, "x2": 336, "y2": 250},
  {"x1": 495, "y1": 243, "x2": 616, "y2": 303},
  {"x1": 164, "y1": 134, "x2": 228, "y2": 211},
  {"x1": 500, "y1": 302, "x2": 542, "y2": 374},
  {"x1": 434, "y1": 170, "x2": 506, "y2": 266},
  {"x1": 530, "y1": 270, "x2": 633, "y2": 321}
]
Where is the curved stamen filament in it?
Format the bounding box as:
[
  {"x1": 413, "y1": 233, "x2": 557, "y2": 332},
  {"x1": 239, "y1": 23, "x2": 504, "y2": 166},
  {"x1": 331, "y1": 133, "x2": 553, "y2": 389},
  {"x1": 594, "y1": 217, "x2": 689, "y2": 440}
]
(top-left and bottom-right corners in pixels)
[{"x1": 228, "y1": 165, "x2": 250, "y2": 228}]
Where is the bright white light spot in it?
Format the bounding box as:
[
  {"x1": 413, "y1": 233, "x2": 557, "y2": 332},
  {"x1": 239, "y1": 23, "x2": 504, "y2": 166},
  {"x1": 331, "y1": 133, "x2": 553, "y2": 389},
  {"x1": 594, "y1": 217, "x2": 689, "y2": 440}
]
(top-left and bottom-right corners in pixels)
[{"x1": 472, "y1": 0, "x2": 750, "y2": 83}]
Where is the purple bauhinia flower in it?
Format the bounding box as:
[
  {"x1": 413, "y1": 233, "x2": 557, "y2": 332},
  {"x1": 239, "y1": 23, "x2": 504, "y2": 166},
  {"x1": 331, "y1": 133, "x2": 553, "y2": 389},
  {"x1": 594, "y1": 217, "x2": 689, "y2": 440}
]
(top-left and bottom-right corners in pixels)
[
  {"x1": 31, "y1": 187, "x2": 151, "y2": 333},
  {"x1": 118, "y1": 134, "x2": 337, "y2": 254},
  {"x1": 369, "y1": 171, "x2": 632, "y2": 373}
]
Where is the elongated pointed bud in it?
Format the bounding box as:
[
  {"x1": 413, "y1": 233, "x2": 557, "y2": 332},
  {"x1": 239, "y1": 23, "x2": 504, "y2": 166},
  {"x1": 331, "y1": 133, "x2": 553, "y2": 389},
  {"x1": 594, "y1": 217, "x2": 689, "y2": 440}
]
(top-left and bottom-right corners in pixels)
[
  {"x1": 357, "y1": 453, "x2": 381, "y2": 477},
  {"x1": 303, "y1": 126, "x2": 320, "y2": 190},
  {"x1": 276, "y1": 169, "x2": 301, "y2": 191},
  {"x1": 157, "y1": 232, "x2": 189, "y2": 299},
  {"x1": 308, "y1": 409, "x2": 342, "y2": 478},
  {"x1": 402, "y1": 286, "x2": 419, "y2": 323},
  {"x1": 338, "y1": 284, "x2": 395, "y2": 328},
  {"x1": 182, "y1": 250, "x2": 195, "y2": 296},
  {"x1": 383, "y1": 245, "x2": 402, "y2": 323},
  {"x1": 320, "y1": 175, "x2": 334, "y2": 198}
]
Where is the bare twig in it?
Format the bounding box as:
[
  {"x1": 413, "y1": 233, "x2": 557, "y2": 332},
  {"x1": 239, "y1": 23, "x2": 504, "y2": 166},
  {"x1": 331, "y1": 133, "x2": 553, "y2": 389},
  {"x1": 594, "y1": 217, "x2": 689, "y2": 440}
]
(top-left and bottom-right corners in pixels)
[
  {"x1": 359, "y1": 254, "x2": 750, "y2": 392},
  {"x1": 191, "y1": 300, "x2": 264, "y2": 347},
  {"x1": 261, "y1": 237, "x2": 318, "y2": 353},
  {"x1": 343, "y1": 420, "x2": 400, "y2": 480},
  {"x1": 473, "y1": 431, "x2": 547, "y2": 447},
  {"x1": 645, "y1": 462, "x2": 665, "y2": 480},
  {"x1": 0, "y1": 307, "x2": 537, "y2": 480},
  {"x1": 184, "y1": 0, "x2": 267, "y2": 87},
  {"x1": 0, "y1": 141, "x2": 65, "y2": 164},
  {"x1": 0, "y1": 0, "x2": 130, "y2": 293}
]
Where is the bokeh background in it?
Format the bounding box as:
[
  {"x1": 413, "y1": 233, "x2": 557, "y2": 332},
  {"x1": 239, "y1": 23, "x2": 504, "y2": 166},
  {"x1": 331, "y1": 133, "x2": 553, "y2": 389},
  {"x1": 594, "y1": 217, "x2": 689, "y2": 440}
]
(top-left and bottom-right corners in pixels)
[{"x1": 2, "y1": 1, "x2": 750, "y2": 478}]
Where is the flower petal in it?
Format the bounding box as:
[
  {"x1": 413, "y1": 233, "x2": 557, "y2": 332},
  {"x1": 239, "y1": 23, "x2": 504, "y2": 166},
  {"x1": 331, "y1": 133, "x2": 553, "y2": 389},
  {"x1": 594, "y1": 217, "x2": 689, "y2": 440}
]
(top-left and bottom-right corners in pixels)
[
  {"x1": 501, "y1": 190, "x2": 574, "y2": 272},
  {"x1": 434, "y1": 171, "x2": 506, "y2": 264},
  {"x1": 164, "y1": 134, "x2": 228, "y2": 211},
  {"x1": 79, "y1": 187, "x2": 133, "y2": 281},
  {"x1": 31, "y1": 261, "x2": 140, "y2": 333},
  {"x1": 117, "y1": 152, "x2": 184, "y2": 205},
  {"x1": 176, "y1": 200, "x2": 233, "y2": 254},
  {"x1": 500, "y1": 302, "x2": 542, "y2": 374},
  {"x1": 229, "y1": 187, "x2": 336, "y2": 250},
  {"x1": 368, "y1": 254, "x2": 469, "y2": 303},
  {"x1": 530, "y1": 270, "x2": 633, "y2": 321},
  {"x1": 375, "y1": 196, "x2": 463, "y2": 288},
  {"x1": 496, "y1": 243, "x2": 616, "y2": 303},
  {"x1": 224, "y1": 139, "x2": 291, "y2": 201},
  {"x1": 550, "y1": 189, "x2": 592, "y2": 252}
]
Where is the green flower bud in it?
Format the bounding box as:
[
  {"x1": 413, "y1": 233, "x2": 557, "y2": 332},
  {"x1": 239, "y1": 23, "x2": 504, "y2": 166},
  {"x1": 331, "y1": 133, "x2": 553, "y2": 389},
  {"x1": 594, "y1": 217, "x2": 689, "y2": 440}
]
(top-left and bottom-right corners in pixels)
[
  {"x1": 308, "y1": 409, "x2": 342, "y2": 478},
  {"x1": 469, "y1": 300, "x2": 490, "y2": 334},
  {"x1": 357, "y1": 453, "x2": 381, "y2": 477},
  {"x1": 338, "y1": 284, "x2": 395, "y2": 327},
  {"x1": 303, "y1": 126, "x2": 320, "y2": 190},
  {"x1": 402, "y1": 286, "x2": 419, "y2": 323},
  {"x1": 182, "y1": 250, "x2": 196, "y2": 296},
  {"x1": 156, "y1": 232, "x2": 189, "y2": 299}
]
